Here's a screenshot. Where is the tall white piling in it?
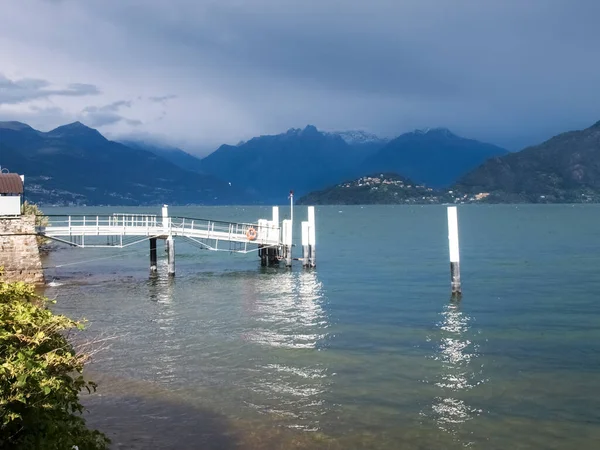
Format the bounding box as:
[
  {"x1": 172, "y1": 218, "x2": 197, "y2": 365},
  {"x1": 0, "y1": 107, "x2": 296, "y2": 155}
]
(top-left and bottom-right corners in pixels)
[
  {"x1": 301, "y1": 221, "x2": 310, "y2": 267},
  {"x1": 282, "y1": 219, "x2": 292, "y2": 267},
  {"x1": 289, "y1": 191, "x2": 294, "y2": 228},
  {"x1": 272, "y1": 206, "x2": 279, "y2": 227},
  {"x1": 447, "y1": 206, "x2": 461, "y2": 296},
  {"x1": 308, "y1": 206, "x2": 316, "y2": 268},
  {"x1": 162, "y1": 204, "x2": 169, "y2": 234},
  {"x1": 162, "y1": 204, "x2": 170, "y2": 253},
  {"x1": 167, "y1": 235, "x2": 175, "y2": 276}
]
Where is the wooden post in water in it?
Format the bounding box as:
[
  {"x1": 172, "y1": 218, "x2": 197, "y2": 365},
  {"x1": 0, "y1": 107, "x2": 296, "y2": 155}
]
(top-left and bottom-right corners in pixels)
[
  {"x1": 150, "y1": 238, "x2": 158, "y2": 273},
  {"x1": 447, "y1": 206, "x2": 461, "y2": 297},
  {"x1": 167, "y1": 235, "x2": 175, "y2": 276}
]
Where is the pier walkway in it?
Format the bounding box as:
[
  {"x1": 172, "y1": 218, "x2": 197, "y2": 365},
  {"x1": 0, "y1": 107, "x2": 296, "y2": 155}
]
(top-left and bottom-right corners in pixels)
[{"x1": 36, "y1": 205, "x2": 316, "y2": 275}]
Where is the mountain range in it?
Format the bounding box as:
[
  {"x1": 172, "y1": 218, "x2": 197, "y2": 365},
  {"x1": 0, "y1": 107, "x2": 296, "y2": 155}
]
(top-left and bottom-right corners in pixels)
[
  {"x1": 455, "y1": 120, "x2": 600, "y2": 203},
  {"x1": 198, "y1": 125, "x2": 505, "y2": 201},
  {"x1": 119, "y1": 140, "x2": 205, "y2": 174},
  {"x1": 363, "y1": 128, "x2": 508, "y2": 187},
  {"x1": 3, "y1": 118, "x2": 597, "y2": 206},
  {"x1": 0, "y1": 121, "x2": 239, "y2": 205},
  {"x1": 199, "y1": 125, "x2": 379, "y2": 201}
]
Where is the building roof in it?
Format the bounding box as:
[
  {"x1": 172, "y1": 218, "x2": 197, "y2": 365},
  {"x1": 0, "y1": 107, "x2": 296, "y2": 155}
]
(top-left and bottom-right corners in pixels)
[{"x1": 0, "y1": 173, "x2": 23, "y2": 194}]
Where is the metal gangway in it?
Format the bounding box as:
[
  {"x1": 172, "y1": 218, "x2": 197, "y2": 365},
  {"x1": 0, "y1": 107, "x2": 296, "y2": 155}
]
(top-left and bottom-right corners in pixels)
[{"x1": 36, "y1": 205, "x2": 316, "y2": 275}]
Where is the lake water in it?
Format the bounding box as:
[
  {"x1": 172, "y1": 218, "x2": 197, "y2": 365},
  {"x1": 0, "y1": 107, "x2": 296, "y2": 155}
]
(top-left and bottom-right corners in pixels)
[{"x1": 43, "y1": 205, "x2": 600, "y2": 449}]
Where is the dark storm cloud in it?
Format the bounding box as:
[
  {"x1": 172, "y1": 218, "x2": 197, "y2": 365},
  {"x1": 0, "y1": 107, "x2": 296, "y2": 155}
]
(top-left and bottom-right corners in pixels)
[
  {"x1": 81, "y1": 100, "x2": 141, "y2": 127},
  {"x1": 86, "y1": 0, "x2": 600, "y2": 146},
  {"x1": 3, "y1": 0, "x2": 600, "y2": 149},
  {"x1": 0, "y1": 74, "x2": 100, "y2": 105}
]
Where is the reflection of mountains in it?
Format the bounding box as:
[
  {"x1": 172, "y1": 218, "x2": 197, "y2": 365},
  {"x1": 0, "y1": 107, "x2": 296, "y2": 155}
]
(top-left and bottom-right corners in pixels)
[
  {"x1": 425, "y1": 301, "x2": 484, "y2": 437},
  {"x1": 242, "y1": 270, "x2": 332, "y2": 430}
]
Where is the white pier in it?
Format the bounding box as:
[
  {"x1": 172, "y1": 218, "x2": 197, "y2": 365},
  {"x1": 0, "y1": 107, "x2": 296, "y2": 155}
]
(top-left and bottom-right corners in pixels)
[{"x1": 36, "y1": 205, "x2": 316, "y2": 275}]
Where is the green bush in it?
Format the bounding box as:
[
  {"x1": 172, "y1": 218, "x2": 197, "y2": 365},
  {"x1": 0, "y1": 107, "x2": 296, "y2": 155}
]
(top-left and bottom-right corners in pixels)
[{"x1": 0, "y1": 277, "x2": 109, "y2": 449}]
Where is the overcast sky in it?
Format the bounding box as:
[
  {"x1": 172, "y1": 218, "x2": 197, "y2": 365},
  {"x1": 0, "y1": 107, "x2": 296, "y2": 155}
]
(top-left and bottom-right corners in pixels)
[{"x1": 1, "y1": 0, "x2": 599, "y2": 153}]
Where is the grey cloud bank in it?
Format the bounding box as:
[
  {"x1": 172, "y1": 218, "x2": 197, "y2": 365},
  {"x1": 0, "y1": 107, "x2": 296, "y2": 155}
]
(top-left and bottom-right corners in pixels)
[
  {"x1": 0, "y1": 75, "x2": 100, "y2": 105},
  {"x1": 1, "y1": 0, "x2": 599, "y2": 153}
]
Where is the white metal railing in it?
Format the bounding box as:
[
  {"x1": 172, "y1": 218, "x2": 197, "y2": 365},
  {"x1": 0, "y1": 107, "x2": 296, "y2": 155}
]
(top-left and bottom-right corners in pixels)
[
  {"x1": 38, "y1": 214, "x2": 281, "y2": 246},
  {"x1": 39, "y1": 214, "x2": 160, "y2": 233}
]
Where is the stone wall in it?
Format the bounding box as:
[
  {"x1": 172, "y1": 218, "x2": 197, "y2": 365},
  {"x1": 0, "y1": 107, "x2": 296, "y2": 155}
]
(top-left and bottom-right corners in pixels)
[{"x1": 0, "y1": 216, "x2": 44, "y2": 284}]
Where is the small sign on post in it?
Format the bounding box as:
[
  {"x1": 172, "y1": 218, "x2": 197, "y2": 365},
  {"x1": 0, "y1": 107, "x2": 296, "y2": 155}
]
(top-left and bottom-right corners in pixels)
[{"x1": 447, "y1": 206, "x2": 461, "y2": 297}]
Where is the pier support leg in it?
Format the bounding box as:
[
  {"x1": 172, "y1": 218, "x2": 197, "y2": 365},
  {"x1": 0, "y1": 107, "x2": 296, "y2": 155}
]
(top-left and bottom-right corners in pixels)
[
  {"x1": 150, "y1": 238, "x2": 157, "y2": 273},
  {"x1": 450, "y1": 261, "x2": 461, "y2": 296},
  {"x1": 447, "y1": 206, "x2": 461, "y2": 297},
  {"x1": 302, "y1": 245, "x2": 310, "y2": 267},
  {"x1": 267, "y1": 247, "x2": 278, "y2": 266},
  {"x1": 167, "y1": 236, "x2": 175, "y2": 277},
  {"x1": 259, "y1": 245, "x2": 268, "y2": 267}
]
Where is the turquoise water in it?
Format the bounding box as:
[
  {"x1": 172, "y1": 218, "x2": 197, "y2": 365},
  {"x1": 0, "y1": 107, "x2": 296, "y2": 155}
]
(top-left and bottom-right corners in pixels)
[{"x1": 44, "y1": 205, "x2": 600, "y2": 449}]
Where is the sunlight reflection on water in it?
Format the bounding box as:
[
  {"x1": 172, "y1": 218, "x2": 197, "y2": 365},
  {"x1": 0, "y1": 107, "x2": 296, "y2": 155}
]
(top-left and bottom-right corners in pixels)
[
  {"x1": 241, "y1": 270, "x2": 331, "y2": 430},
  {"x1": 424, "y1": 300, "x2": 484, "y2": 441},
  {"x1": 243, "y1": 270, "x2": 328, "y2": 349}
]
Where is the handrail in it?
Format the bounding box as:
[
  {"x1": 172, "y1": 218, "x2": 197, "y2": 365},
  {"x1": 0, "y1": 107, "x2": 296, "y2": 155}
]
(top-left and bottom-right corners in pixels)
[
  {"x1": 38, "y1": 214, "x2": 279, "y2": 231},
  {"x1": 38, "y1": 214, "x2": 281, "y2": 243}
]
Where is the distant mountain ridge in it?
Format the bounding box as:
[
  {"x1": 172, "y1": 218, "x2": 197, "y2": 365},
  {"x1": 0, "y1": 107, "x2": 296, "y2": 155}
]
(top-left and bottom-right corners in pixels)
[
  {"x1": 455, "y1": 120, "x2": 600, "y2": 202},
  {"x1": 0, "y1": 119, "x2": 538, "y2": 206},
  {"x1": 0, "y1": 121, "x2": 240, "y2": 206},
  {"x1": 199, "y1": 125, "x2": 372, "y2": 201},
  {"x1": 327, "y1": 130, "x2": 389, "y2": 146},
  {"x1": 363, "y1": 128, "x2": 509, "y2": 187},
  {"x1": 120, "y1": 140, "x2": 205, "y2": 174}
]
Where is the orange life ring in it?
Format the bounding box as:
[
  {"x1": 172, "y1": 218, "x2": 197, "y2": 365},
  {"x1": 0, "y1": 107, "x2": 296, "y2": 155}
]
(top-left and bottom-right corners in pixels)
[{"x1": 246, "y1": 227, "x2": 257, "y2": 241}]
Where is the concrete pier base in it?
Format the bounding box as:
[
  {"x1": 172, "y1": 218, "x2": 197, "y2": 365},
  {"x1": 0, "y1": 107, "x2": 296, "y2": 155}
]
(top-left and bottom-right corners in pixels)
[{"x1": 0, "y1": 216, "x2": 44, "y2": 284}]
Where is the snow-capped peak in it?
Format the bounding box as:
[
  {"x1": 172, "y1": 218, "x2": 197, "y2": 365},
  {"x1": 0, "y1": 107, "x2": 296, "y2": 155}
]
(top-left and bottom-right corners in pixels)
[
  {"x1": 413, "y1": 127, "x2": 454, "y2": 137},
  {"x1": 328, "y1": 130, "x2": 388, "y2": 145}
]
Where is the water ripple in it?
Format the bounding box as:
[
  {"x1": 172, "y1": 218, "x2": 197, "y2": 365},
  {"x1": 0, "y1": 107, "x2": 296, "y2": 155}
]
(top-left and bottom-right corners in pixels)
[{"x1": 423, "y1": 300, "x2": 485, "y2": 438}]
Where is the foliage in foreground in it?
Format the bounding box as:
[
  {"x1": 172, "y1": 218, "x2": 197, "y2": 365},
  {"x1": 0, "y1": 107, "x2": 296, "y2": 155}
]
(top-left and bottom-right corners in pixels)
[{"x1": 0, "y1": 278, "x2": 109, "y2": 449}]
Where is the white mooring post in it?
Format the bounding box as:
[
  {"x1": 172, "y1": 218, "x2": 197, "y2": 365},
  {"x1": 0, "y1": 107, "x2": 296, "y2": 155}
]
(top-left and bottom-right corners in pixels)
[
  {"x1": 162, "y1": 204, "x2": 169, "y2": 234},
  {"x1": 308, "y1": 206, "x2": 316, "y2": 268},
  {"x1": 167, "y1": 235, "x2": 175, "y2": 276},
  {"x1": 289, "y1": 191, "x2": 294, "y2": 227},
  {"x1": 447, "y1": 206, "x2": 461, "y2": 297},
  {"x1": 289, "y1": 191, "x2": 294, "y2": 265},
  {"x1": 282, "y1": 219, "x2": 292, "y2": 267},
  {"x1": 301, "y1": 221, "x2": 310, "y2": 267},
  {"x1": 272, "y1": 206, "x2": 279, "y2": 226}
]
